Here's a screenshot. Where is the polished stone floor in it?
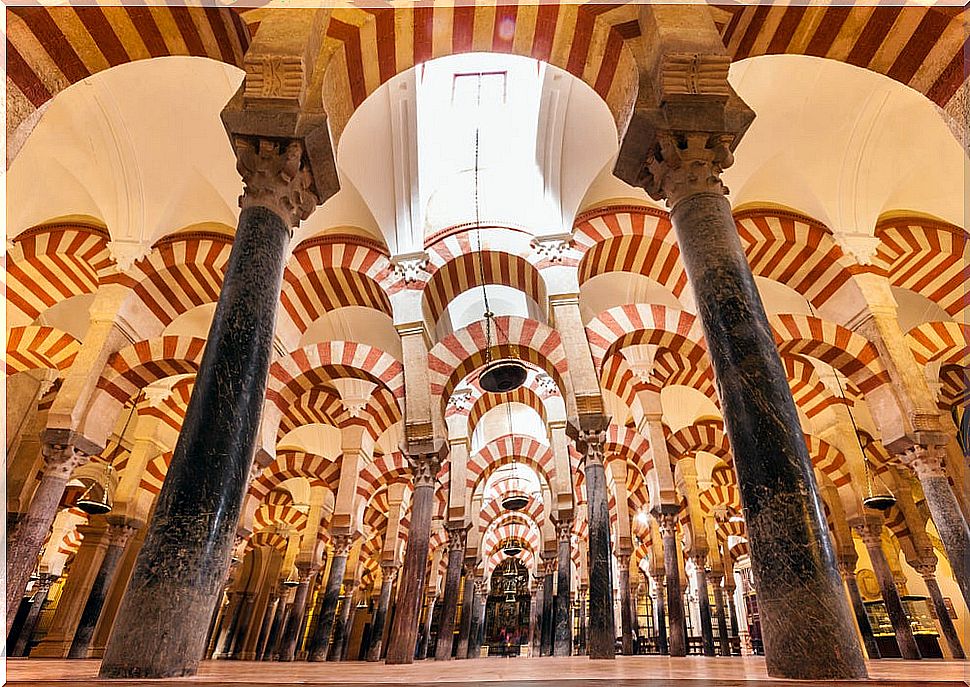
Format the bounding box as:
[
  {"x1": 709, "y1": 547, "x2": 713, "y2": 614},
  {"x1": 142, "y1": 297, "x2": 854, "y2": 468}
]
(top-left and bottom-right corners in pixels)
[{"x1": 4, "y1": 657, "x2": 968, "y2": 686}]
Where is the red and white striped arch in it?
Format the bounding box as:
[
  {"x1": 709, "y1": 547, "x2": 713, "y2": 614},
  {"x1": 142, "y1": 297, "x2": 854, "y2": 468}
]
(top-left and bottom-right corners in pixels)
[
  {"x1": 250, "y1": 450, "x2": 342, "y2": 502},
  {"x1": 699, "y1": 484, "x2": 741, "y2": 516},
  {"x1": 906, "y1": 321, "x2": 968, "y2": 367},
  {"x1": 246, "y1": 530, "x2": 288, "y2": 554},
  {"x1": 6, "y1": 325, "x2": 80, "y2": 375},
  {"x1": 735, "y1": 209, "x2": 864, "y2": 313},
  {"x1": 280, "y1": 234, "x2": 394, "y2": 337},
  {"x1": 468, "y1": 435, "x2": 555, "y2": 494},
  {"x1": 254, "y1": 502, "x2": 308, "y2": 533},
  {"x1": 604, "y1": 425, "x2": 654, "y2": 490},
  {"x1": 667, "y1": 420, "x2": 733, "y2": 465},
  {"x1": 6, "y1": 224, "x2": 114, "y2": 323},
  {"x1": 428, "y1": 315, "x2": 570, "y2": 405},
  {"x1": 586, "y1": 304, "x2": 707, "y2": 373},
  {"x1": 770, "y1": 314, "x2": 891, "y2": 394},
  {"x1": 574, "y1": 206, "x2": 687, "y2": 296},
  {"x1": 805, "y1": 434, "x2": 851, "y2": 489},
  {"x1": 599, "y1": 355, "x2": 642, "y2": 411},
  {"x1": 652, "y1": 348, "x2": 717, "y2": 398},
  {"x1": 139, "y1": 451, "x2": 174, "y2": 497},
  {"x1": 137, "y1": 377, "x2": 195, "y2": 438},
  {"x1": 96, "y1": 336, "x2": 206, "y2": 404},
  {"x1": 466, "y1": 384, "x2": 547, "y2": 438},
  {"x1": 356, "y1": 452, "x2": 412, "y2": 504},
  {"x1": 782, "y1": 356, "x2": 847, "y2": 420},
  {"x1": 477, "y1": 494, "x2": 547, "y2": 534},
  {"x1": 874, "y1": 217, "x2": 968, "y2": 318}
]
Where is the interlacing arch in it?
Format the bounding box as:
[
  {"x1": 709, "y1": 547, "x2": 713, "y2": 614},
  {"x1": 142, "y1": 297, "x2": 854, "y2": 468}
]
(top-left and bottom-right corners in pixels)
[
  {"x1": 874, "y1": 216, "x2": 968, "y2": 317},
  {"x1": 574, "y1": 206, "x2": 687, "y2": 297},
  {"x1": 428, "y1": 316, "x2": 570, "y2": 408},
  {"x1": 250, "y1": 451, "x2": 342, "y2": 502},
  {"x1": 667, "y1": 420, "x2": 733, "y2": 465},
  {"x1": 280, "y1": 234, "x2": 394, "y2": 338},
  {"x1": 586, "y1": 304, "x2": 707, "y2": 373},
  {"x1": 6, "y1": 325, "x2": 80, "y2": 375},
  {"x1": 104, "y1": 231, "x2": 233, "y2": 330},
  {"x1": 604, "y1": 425, "x2": 655, "y2": 491},
  {"x1": 356, "y1": 452, "x2": 412, "y2": 505},
  {"x1": 906, "y1": 321, "x2": 969, "y2": 367},
  {"x1": 6, "y1": 223, "x2": 113, "y2": 323},
  {"x1": 782, "y1": 356, "x2": 847, "y2": 419},
  {"x1": 468, "y1": 435, "x2": 555, "y2": 494},
  {"x1": 254, "y1": 489, "x2": 309, "y2": 533},
  {"x1": 805, "y1": 434, "x2": 852, "y2": 490}
]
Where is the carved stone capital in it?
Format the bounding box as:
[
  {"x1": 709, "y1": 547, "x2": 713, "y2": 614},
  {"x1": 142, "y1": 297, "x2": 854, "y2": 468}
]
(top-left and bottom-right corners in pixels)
[
  {"x1": 530, "y1": 233, "x2": 573, "y2": 263},
  {"x1": 234, "y1": 136, "x2": 319, "y2": 229},
  {"x1": 899, "y1": 444, "x2": 947, "y2": 479},
  {"x1": 555, "y1": 518, "x2": 574, "y2": 543},
  {"x1": 407, "y1": 451, "x2": 442, "y2": 488},
  {"x1": 390, "y1": 251, "x2": 430, "y2": 285},
  {"x1": 331, "y1": 533, "x2": 355, "y2": 557},
  {"x1": 106, "y1": 519, "x2": 140, "y2": 548},
  {"x1": 577, "y1": 428, "x2": 607, "y2": 467},
  {"x1": 654, "y1": 511, "x2": 679, "y2": 539},
  {"x1": 41, "y1": 443, "x2": 88, "y2": 478},
  {"x1": 641, "y1": 131, "x2": 735, "y2": 209},
  {"x1": 445, "y1": 523, "x2": 469, "y2": 551}
]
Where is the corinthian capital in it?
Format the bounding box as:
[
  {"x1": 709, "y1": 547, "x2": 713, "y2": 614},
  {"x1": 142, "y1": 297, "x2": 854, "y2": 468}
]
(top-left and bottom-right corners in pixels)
[
  {"x1": 235, "y1": 137, "x2": 319, "y2": 229},
  {"x1": 642, "y1": 132, "x2": 735, "y2": 208}
]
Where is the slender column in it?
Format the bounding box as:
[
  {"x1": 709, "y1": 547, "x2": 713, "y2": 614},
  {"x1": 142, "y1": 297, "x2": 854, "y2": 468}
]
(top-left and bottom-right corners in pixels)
[
  {"x1": 577, "y1": 585, "x2": 588, "y2": 654},
  {"x1": 386, "y1": 448, "x2": 443, "y2": 664},
  {"x1": 651, "y1": 575, "x2": 668, "y2": 655},
  {"x1": 726, "y1": 583, "x2": 740, "y2": 642},
  {"x1": 693, "y1": 556, "x2": 715, "y2": 657},
  {"x1": 365, "y1": 564, "x2": 398, "y2": 661},
  {"x1": 416, "y1": 591, "x2": 436, "y2": 660},
  {"x1": 916, "y1": 562, "x2": 965, "y2": 659},
  {"x1": 618, "y1": 554, "x2": 634, "y2": 655},
  {"x1": 255, "y1": 592, "x2": 280, "y2": 661},
  {"x1": 215, "y1": 592, "x2": 245, "y2": 658},
  {"x1": 578, "y1": 426, "x2": 615, "y2": 659},
  {"x1": 308, "y1": 536, "x2": 353, "y2": 661},
  {"x1": 655, "y1": 511, "x2": 686, "y2": 656},
  {"x1": 901, "y1": 447, "x2": 970, "y2": 610},
  {"x1": 455, "y1": 565, "x2": 475, "y2": 659},
  {"x1": 6, "y1": 444, "x2": 88, "y2": 634},
  {"x1": 277, "y1": 567, "x2": 316, "y2": 661},
  {"x1": 229, "y1": 593, "x2": 257, "y2": 658},
  {"x1": 710, "y1": 575, "x2": 730, "y2": 657},
  {"x1": 467, "y1": 576, "x2": 484, "y2": 659},
  {"x1": 262, "y1": 591, "x2": 288, "y2": 660},
  {"x1": 68, "y1": 520, "x2": 138, "y2": 658},
  {"x1": 553, "y1": 519, "x2": 573, "y2": 656},
  {"x1": 633, "y1": 129, "x2": 867, "y2": 678},
  {"x1": 530, "y1": 576, "x2": 543, "y2": 656},
  {"x1": 839, "y1": 560, "x2": 881, "y2": 659},
  {"x1": 11, "y1": 574, "x2": 56, "y2": 657},
  {"x1": 328, "y1": 585, "x2": 355, "y2": 661},
  {"x1": 100, "y1": 138, "x2": 319, "y2": 679},
  {"x1": 435, "y1": 525, "x2": 467, "y2": 660},
  {"x1": 540, "y1": 558, "x2": 555, "y2": 656},
  {"x1": 855, "y1": 517, "x2": 921, "y2": 659}
]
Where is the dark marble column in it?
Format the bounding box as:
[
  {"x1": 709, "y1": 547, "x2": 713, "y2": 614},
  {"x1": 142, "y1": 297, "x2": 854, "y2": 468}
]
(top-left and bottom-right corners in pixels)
[
  {"x1": 68, "y1": 520, "x2": 138, "y2": 658},
  {"x1": 855, "y1": 518, "x2": 920, "y2": 659},
  {"x1": 308, "y1": 537, "x2": 353, "y2": 661},
  {"x1": 655, "y1": 512, "x2": 686, "y2": 656},
  {"x1": 328, "y1": 585, "x2": 355, "y2": 661},
  {"x1": 917, "y1": 564, "x2": 965, "y2": 659},
  {"x1": 530, "y1": 576, "x2": 542, "y2": 656},
  {"x1": 693, "y1": 556, "x2": 716, "y2": 657},
  {"x1": 6, "y1": 444, "x2": 88, "y2": 635},
  {"x1": 10, "y1": 574, "x2": 56, "y2": 657},
  {"x1": 99, "y1": 139, "x2": 320, "y2": 678},
  {"x1": 540, "y1": 559, "x2": 555, "y2": 656},
  {"x1": 277, "y1": 568, "x2": 316, "y2": 661},
  {"x1": 726, "y1": 583, "x2": 740, "y2": 641},
  {"x1": 255, "y1": 593, "x2": 280, "y2": 660},
  {"x1": 415, "y1": 592, "x2": 436, "y2": 660},
  {"x1": 903, "y1": 447, "x2": 970, "y2": 610},
  {"x1": 840, "y1": 562, "x2": 881, "y2": 659},
  {"x1": 387, "y1": 449, "x2": 443, "y2": 664},
  {"x1": 577, "y1": 585, "x2": 588, "y2": 655},
  {"x1": 435, "y1": 525, "x2": 467, "y2": 660},
  {"x1": 618, "y1": 554, "x2": 634, "y2": 655},
  {"x1": 467, "y1": 576, "x2": 485, "y2": 659},
  {"x1": 710, "y1": 575, "x2": 730, "y2": 657},
  {"x1": 554, "y1": 520, "x2": 574, "y2": 656},
  {"x1": 262, "y1": 592, "x2": 288, "y2": 660},
  {"x1": 651, "y1": 576, "x2": 668, "y2": 655},
  {"x1": 230, "y1": 593, "x2": 257, "y2": 659},
  {"x1": 651, "y1": 139, "x2": 866, "y2": 678},
  {"x1": 579, "y1": 426, "x2": 615, "y2": 659},
  {"x1": 365, "y1": 563, "x2": 398, "y2": 661},
  {"x1": 455, "y1": 566, "x2": 475, "y2": 659},
  {"x1": 215, "y1": 592, "x2": 245, "y2": 658}
]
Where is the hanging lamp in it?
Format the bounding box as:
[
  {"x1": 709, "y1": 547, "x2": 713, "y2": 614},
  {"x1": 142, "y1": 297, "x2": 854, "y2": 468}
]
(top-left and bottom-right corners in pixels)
[
  {"x1": 500, "y1": 402, "x2": 529, "y2": 511},
  {"x1": 470, "y1": 73, "x2": 527, "y2": 395},
  {"x1": 502, "y1": 538, "x2": 524, "y2": 557},
  {"x1": 78, "y1": 391, "x2": 142, "y2": 516}
]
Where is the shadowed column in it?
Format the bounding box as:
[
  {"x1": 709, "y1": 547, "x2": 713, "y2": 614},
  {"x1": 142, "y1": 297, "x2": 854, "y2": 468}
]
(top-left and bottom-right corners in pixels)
[
  {"x1": 578, "y1": 425, "x2": 615, "y2": 659},
  {"x1": 365, "y1": 564, "x2": 398, "y2": 661},
  {"x1": 553, "y1": 519, "x2": 574, "y2": 656},
  {"x1": 308, "y1": 536, "x2": 353, "y2": 661},
  {"x1": 840, "y1": 560, "x2": 881, "y2": 660},
  {"x1": 277, "y1": 566, "x2": 316, "y2": 661},
  {"x1": 435, "y1": 524, "x2": 467, "y2": 660},
  {"x1": 655, "y1": 511, "x2": 686, "y2": 657}
]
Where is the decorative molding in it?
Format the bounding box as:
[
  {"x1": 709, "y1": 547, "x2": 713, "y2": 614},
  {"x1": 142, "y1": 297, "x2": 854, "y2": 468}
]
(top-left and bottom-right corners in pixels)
[
  {"x1": 659, "y1": 53, "x2": 732, "y2": 99},
  {"x1": 834, "y1": 232, "x2": 882, "y2": 266},
  {"x1": 530, "y1": 232, "x2": 573, "y2": 263},
  {"x1": 243, "y1": 54, "x2": 305, "y2": 107},
  {"x1": 107, "y1": 239, "x2": 151, "y2": 274},
  {"x1": 390, "y1": 250, "x2": 429, "y2": 284}
]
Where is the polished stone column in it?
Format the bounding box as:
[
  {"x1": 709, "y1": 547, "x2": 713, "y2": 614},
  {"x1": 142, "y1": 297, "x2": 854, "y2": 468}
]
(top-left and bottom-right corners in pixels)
[
  {"x1": 215, "y1": 591, "x2": 245, "y2": 658},
  {"x1": 693, "y1": 556, "x2": 716, "y2": 657},
  {"x1": 308, "y1": 536, "x2": 353, "y2": 661},
  {"x1": 577, "y1": 585, "x2": 588, "y2": 654},
  {"x1": 386, "y1": 448, "x2": 443, "y2": 664},
  {"x1": 435, "y1": 525, "x2": 467, "y2": 660},
  {"x1": 579, "y1": 426, "x2": 615, "y2": 659},
  {"x1": 415, "y1": 592, "x2": 436, "y2": 660},
  {"x1": 917, "y1": 562, "x2": 965, "y2": 659},
  {"x1": 6, "y1": 444, "x2": 88, "y2": 635},
  {"x1": 100, "y1": 138, "x2": 319, "y2": 679},
  {"x1": 840, "y1": 561, "x2": 881, "y2": 659},
  {"x1": 640, "y1": 130, "x2": 866, "y2": 678},
  {"x1": 467, "y1": 576, "x2": 485, "y2": 659},
  {"x1": 455, "y1": 566, "x2": 475, "y2": 659},
  {"x1": 328, "y1": 585, "x2": 355, "y2": 661},
  {"x1": 618, "y1": 554, "x2": 634, "y2": 655},
  {"x1": 902, "y1": 446, "x2": 970, "y2": 610},
  {"x1": 229, "y1": 593, "x2": 257, "y2": 659},
  {"x1": 554, "y1": 520, "x2": 574, "y2": 656},
  {"x1": 277, "y1": 567, "x2": 316, "y2": 661},
  {"x1": 530, "y1": 576, "x2": 542, "y2": 656},
  {"x1": 10, "y1": 573, "x2": 56, "y2": 657},
  {"x1": 365, "y1": 563, "x2": 398, "y2": 661},
  {"x1": 655, "y1": 512, "x2": 686, "y2": 656},
  {"x1": 651, "y1": 575, "x2": 668, "y2": 655},
  {"x1": 255, "y1": 592, "x2": 280, "y2": 661},
  {"x1": 710, "y1": 575, "x2": 730, "y2": 657},
  {"x1": 68, "y1": 520, "x2": 138, "y2": 658},
  {"x1": 540, "y1": 558, "x2": 555, "y2": 656},
  {"x1": 262, "y1": 591, "x2": 288, "y2": 660},
  {"x1": 855, "y1": 517, "x2": 920, "y2": 659}
]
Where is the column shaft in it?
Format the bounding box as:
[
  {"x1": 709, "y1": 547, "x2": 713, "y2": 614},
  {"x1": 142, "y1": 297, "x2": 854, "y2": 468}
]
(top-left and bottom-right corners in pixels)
[
  {"x1": 923, "y1": 573, "x2": 965, "y2": 659},
  {"x1": 843, "y1": 571, "x2": 881, "y2": 659},
  {"x1": 711, "y1": 582, "x2": 730, "y2": 657},
  {"x1": 467, "y1": 580, "x2": 484, "y2": 659},
  {"x1": 307, "y1": 549, "x2": 349, "y2": 661},
  {"x1": 263, "y1": 595, "x2": 288, "y2": 660},
  {"x1": 540, "y1": 568, "x2": 554, "y2": 656},
  {"x1": 10, "y1": 575, "x2": 55, "y2": 657},
  {"x1": 415, "y1": 594, "x2": 436, "y2": 660},
  {"x1": 255, "y1": 595, "x2": 279, "y2": 661},
  {"x1": 435, "y1": 531, "x2": 466, "y2": 660},
  {"x1": 694, "y1": 563, "x2": 715, "y2": 656},
  {"x1": 455, "y1": 571, "x2": 474, "y2": 659},
  {"x1": 277, "y1": 573, "x2": 313, "y2": 661},
  {"x1": 530, "y1": 578, "x2": 543, "y2": 656},
  {"x1": 653, "y1": 578, "x2": 668, "y2": 655},
  {"x1": 554, "y1": 527, "x2": 573, "y2": 656},
  {"x1": 365, "y1": 568, "x2": 396, "y2": 661},
  {"x1": 657, "y1": 516, "x2": 686, "y2": 657},
  {"x1": 670, "y1": 190, "x2": 866, "y2": 678},
  {"x1": 618, "y1": 564, "x2": 634, "y2": 655},
  {"x1": 328, "y1": 588, "x2": 354, "y2": 661},
  {"x1": 860, "y1": 530, "x2": 920, "y2": 660},
  {"x1": 582, "y1": 429, "x2": 615, "y2": 659}
]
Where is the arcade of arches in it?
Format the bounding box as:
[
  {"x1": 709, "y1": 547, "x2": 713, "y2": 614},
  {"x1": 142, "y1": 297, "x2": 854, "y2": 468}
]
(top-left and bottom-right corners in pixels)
[{"x1": 4, "y1": 3, "x2": 968, "y2": 685}]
